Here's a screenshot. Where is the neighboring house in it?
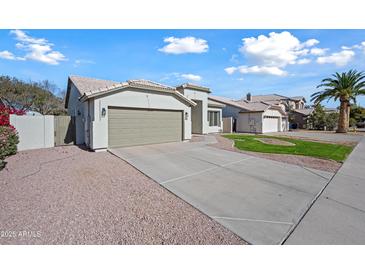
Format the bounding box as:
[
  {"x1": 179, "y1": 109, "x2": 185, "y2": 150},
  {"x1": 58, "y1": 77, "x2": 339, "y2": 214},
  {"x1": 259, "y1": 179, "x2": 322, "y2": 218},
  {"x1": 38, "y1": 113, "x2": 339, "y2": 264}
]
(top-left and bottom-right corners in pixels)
[
  {"x1": 290, "y1": 108, "x2": 314, "y2": 129},
  {"x1": 239, "y1": 93, "x2": 306, "y2": 112},
  {"x1": 0, "y1": 97, "x2": 41, "y2": 116},
  {"x1": 65, "y1": 75, "x2": 224, "y2": 150},
  {"x1": 26, "y1": 110, "x2": 43, "y2": 116},
  {"x1": 290, "y1": 107, "x2": 339, "y2": 129},
  {"x1": 209, "y1": 94, "x2": 289, "y2": 133},
  {"x1": 209, "y1": 93, "x2": 307, "y2": 133},
  {"x1": 324, "y1": 107, "x2": 339, "y2": 113},
  {"x1": 0, "y1": 98, "x2": 6, "y2": 107}
]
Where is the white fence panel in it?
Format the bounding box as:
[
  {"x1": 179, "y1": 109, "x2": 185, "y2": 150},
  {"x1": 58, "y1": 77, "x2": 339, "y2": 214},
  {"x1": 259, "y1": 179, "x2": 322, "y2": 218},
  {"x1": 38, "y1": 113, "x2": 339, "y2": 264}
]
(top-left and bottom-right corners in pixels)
[{"x1": 10, "y1": 114, "x2": 54, "y2": 151}]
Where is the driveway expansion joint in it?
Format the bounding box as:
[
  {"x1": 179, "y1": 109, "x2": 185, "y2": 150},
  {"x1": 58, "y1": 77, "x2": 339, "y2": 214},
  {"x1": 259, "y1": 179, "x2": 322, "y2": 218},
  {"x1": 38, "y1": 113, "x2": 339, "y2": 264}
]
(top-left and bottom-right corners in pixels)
[
  {"x1": 160, "y1": 157, "x2": 254, "y2": 185},
  {"x1": 324, "y1": 196, "x2": 365, "y2": 214},
  {"x1": 212, "y1": 216, "x2": 294, "y2": 226},
  {"x1": 279, "y1": 166, "x2": 338, "y2": 245},
  {"x1": 300, "y1": 166, "x2": 334, "y2": 180}
]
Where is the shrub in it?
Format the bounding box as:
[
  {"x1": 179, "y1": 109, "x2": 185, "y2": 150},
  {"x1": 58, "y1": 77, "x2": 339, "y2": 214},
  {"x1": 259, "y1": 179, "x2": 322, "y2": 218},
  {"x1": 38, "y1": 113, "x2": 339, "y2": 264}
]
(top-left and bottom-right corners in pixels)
[
  {"x1": 0, "y1": 126, "x2": 19, "y2": 169},
  {"x1": 0, "y1": 106, "x2": 26, "y2": 126}
]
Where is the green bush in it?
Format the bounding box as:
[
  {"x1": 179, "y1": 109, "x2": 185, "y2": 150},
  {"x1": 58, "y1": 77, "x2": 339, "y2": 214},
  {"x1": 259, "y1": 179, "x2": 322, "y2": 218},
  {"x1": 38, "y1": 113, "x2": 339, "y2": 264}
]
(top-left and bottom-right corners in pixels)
[{"x1": 0, "y1": 126, "x2": 19, "y2": 169}]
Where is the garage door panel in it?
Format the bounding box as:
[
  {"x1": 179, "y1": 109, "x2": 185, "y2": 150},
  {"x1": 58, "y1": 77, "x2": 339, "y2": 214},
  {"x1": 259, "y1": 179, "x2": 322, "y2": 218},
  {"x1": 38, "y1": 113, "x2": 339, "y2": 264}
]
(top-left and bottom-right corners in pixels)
[
  {"x1": 108, "y1": 108, "x2": 182, "y2": 148},
  {"x1": 263, "y1": 117, "x2": 279, "y2": 133}
]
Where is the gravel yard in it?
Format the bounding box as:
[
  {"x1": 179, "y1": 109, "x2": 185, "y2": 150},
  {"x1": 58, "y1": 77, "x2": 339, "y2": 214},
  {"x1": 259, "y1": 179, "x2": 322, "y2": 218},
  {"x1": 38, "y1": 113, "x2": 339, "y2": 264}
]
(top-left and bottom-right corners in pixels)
[
  {"x1": 211, "y1": 135, "x2": 341, "y2": 173},
  {"x1": 0, "y1": 146, "x2": 245, "y2": 245}
]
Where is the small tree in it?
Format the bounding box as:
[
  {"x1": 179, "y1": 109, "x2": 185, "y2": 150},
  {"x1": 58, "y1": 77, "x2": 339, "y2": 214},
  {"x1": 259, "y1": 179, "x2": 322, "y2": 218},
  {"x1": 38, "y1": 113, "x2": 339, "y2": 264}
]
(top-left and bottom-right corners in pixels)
[
  {"x1": 325, "y1": 112, "x2": 340, "y2": 131},
  {"x1": 307, "y1": 104, "x2": 339, "y2": 131},
  {"x1": 308, "y1": 104, "x2": 326, "y2": 130},
  {"x1": 0, "y1": 76, "x2": 66, "y2": 115},
  {"x1": 350, "y1": 105, "x2": 365, "y2": 127}
]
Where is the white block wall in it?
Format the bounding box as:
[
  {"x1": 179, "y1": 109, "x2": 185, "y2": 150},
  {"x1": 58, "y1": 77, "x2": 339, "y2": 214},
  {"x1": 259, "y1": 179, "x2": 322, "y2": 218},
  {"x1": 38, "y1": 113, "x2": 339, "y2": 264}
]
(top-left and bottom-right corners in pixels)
[{"x1": 10, "y1": 114, "x2": 54, "y2": 151}]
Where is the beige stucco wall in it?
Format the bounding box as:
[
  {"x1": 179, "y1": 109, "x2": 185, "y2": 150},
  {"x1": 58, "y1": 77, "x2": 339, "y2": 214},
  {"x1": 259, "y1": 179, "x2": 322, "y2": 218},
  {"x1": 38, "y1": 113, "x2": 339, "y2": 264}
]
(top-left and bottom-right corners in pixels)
[
  {"x1": 89, "y1": 88, "x2": 192, "y2": 150},
  {"x1": 237, "y1": 112, "x2": 263, "y2": 133},
  {"x1": 182, "y1": 88, "x2": 209, "y2": 134},
  {"x1": 67, "y1": 84, "x2": 86, "y2": 145}
]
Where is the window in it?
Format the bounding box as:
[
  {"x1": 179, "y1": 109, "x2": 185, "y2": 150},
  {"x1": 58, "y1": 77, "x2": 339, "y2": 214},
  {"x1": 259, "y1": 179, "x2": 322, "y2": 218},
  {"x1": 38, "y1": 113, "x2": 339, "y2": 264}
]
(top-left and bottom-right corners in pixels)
[{"x1": 208, "y1": 111, "x2": 220, "y2": 126}]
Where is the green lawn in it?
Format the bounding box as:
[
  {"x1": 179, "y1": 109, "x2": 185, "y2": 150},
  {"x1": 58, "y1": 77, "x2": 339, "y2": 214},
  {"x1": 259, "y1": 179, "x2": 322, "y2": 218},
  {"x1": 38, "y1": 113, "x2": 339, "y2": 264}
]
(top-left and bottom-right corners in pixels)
[{"x1": 223, "y1": 134, "x2": 354, "y2": 162}]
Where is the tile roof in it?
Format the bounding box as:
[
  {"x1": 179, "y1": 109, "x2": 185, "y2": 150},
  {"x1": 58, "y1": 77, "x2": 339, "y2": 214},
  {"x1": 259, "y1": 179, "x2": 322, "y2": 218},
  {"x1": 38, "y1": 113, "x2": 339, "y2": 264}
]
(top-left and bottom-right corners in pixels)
[
  {"x1": 293, "y1": 108, "x2": 314, "y2": 116},
  {"x1": 209, "y1": 95, "x2": 270, "y2": 112},
  {"x1": 290, "y1": 96, "x2": 305, "y2": 101},
  {"x1": 248, "y1": 94, "x2": 288, "y2": 102},
  {"x1": 209, "y1": 95, "x2": 287, "y2": 115},
  {"x1": 67, "y1": 75, "x2": 196, "y2": 106},
  {"x1": 234, "y1": 99, "x2": 271, "y2": 112},
  {"x1": 128, "y1": 79, "x2": 176, "y2": 91},
  {"x1": 209, "y1": 95, "x2": 250, "y2": 110},
  {"x1": 208, "y1": 99, "x2": 225, "y2": 108},
  {"x1": 69, "y1": 75, "x2": 119, "y2": 95}
]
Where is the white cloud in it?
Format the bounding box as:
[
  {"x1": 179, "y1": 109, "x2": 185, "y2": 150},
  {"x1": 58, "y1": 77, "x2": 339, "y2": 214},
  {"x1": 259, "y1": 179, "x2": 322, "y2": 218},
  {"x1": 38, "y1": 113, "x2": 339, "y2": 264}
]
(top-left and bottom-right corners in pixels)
[
  {"x1": 10, "y1": 29, "x2": 47, "y2": 45},
  {"x1": 310, "y1": 47, "x2": 328, "y2": 56},
  {"x1": 342, "y1": 44, "x2": 362, "y2": 50},
  {"x1": 161, "y1": 72, "x2": 202, "y2": 82},
  {"x1": 3, "y1": 29, "x2": 67, "y2": 65},
  {"x1": 239, "y1": 65, "x2": 287, "y2": 76},
  {"x1": 73, "y1": 59, "x2": 95, "y2": 67},
  {"x1": 316, "y1": 50, "x2": 355, "y2": 66},
  {"x1": 159, "y1": 36, "x2": 208, "y2": 54},
  {"x1": 0, "y1": 50, "x2": 16, "y2": 60},
  {"x1": 239, "y1": 31, "x2": 319, "y2": 68},
  {"x1": 225, "y1": 65, "x2": 287, "y2": 76},
  {"x1": 297, "y1": 58, "x2": 311, "y2": 64},
  {"x1": 0, "y1": 50, "x2": 25, "y2": 60},
  {"x1": 229, "y1": 31, "x2": 323, "y2": 77},
  {"x1": 180, "y1": 73, "x2": 202, "y2": 81},
  {"x1": 224, "y1": 67, "x2": 237, "y2": 75},
  {"x1": 302, "y1": 39, "x2": 319, "y2": 47}
]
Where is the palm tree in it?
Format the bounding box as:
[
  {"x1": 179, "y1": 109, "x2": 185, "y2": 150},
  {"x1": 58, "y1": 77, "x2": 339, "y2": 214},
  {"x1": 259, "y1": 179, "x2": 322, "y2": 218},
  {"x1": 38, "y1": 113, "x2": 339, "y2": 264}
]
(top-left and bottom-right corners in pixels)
[{"x1": 311, "y1": 70, "x2": 365, "y2": 133}]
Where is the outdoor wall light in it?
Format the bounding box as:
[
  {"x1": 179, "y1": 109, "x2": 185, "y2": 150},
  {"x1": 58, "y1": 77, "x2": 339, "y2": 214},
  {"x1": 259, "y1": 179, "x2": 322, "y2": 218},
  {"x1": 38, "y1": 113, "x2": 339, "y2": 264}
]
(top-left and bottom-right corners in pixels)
[
  {"x1": 101, "y1": 107, "x2": 106, "y2": 117},
  {"x1": 185, "y1": 111, "x2": 189, "y2": 120},
  {"x1": 77, "y1": 110, "x2": 81, "y2": 116}
]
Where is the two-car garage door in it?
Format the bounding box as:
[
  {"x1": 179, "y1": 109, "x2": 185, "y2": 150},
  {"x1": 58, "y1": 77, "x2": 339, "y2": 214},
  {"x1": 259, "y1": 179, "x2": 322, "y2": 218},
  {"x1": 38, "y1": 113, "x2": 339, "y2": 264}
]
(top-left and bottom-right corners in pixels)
[{"x1": 108, "y1": 107, "x2": 183, "y2": 148}]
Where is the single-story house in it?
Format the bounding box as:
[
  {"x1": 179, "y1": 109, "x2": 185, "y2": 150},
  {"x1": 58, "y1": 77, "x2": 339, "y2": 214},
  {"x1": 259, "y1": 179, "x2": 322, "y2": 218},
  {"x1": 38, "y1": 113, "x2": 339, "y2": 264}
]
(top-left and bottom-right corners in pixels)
[
  {"x1": 65, "y1": 75, "x2": 224, "y2": 150},
  {"x1": 209, "y1": 95, "x2": 289, "y2": 133}
]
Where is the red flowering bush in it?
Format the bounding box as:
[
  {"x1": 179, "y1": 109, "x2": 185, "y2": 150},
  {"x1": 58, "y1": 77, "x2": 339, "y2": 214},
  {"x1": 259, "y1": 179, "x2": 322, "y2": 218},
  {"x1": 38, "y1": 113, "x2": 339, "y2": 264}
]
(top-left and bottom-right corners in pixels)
[
  {"x1": 0, "y1": 106, "x2": 26, "y2": 126},
  {"x1": 0, "y1": 106, "x2": 23, "y2": 169},
  {"x1": 0, "y1": 126, "x2": 19, "y2": 169}
]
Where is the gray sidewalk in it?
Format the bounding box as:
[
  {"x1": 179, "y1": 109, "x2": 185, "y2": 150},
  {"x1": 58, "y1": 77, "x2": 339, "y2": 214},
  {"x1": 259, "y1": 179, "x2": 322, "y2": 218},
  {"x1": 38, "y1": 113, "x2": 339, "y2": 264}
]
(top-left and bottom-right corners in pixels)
[{"x1": 285, "y1": 136, "x2": 365, "y2": 244}]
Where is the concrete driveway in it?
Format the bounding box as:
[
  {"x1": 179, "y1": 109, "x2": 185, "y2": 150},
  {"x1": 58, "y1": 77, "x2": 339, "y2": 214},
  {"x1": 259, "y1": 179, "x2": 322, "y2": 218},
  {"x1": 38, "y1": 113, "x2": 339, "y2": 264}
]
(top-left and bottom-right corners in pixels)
[{"x1": 110, "y1": 137, "x2": 334, "y2": 244}]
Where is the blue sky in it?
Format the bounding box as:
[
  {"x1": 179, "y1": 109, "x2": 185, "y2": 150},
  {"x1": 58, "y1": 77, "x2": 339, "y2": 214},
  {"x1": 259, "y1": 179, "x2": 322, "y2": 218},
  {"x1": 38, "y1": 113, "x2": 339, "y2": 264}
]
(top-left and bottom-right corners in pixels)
[{"x1": 1, "y1": 29, "x2": 365, "y2": 107}]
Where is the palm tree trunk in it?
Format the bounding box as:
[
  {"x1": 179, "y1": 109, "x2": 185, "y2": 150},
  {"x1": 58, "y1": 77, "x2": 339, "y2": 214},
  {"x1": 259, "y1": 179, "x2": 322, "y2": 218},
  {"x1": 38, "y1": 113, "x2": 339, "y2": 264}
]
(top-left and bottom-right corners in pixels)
[{"x1": 337, "y1": 100, "x2": 349, "y2": 133}]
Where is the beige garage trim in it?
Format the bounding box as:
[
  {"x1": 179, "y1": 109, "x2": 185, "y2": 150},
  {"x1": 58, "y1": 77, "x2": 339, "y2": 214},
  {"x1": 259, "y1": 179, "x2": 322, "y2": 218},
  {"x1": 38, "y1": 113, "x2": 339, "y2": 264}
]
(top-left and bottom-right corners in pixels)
[{"x1": 108, "y1": 107, "x2": 183, "y2": 148}]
